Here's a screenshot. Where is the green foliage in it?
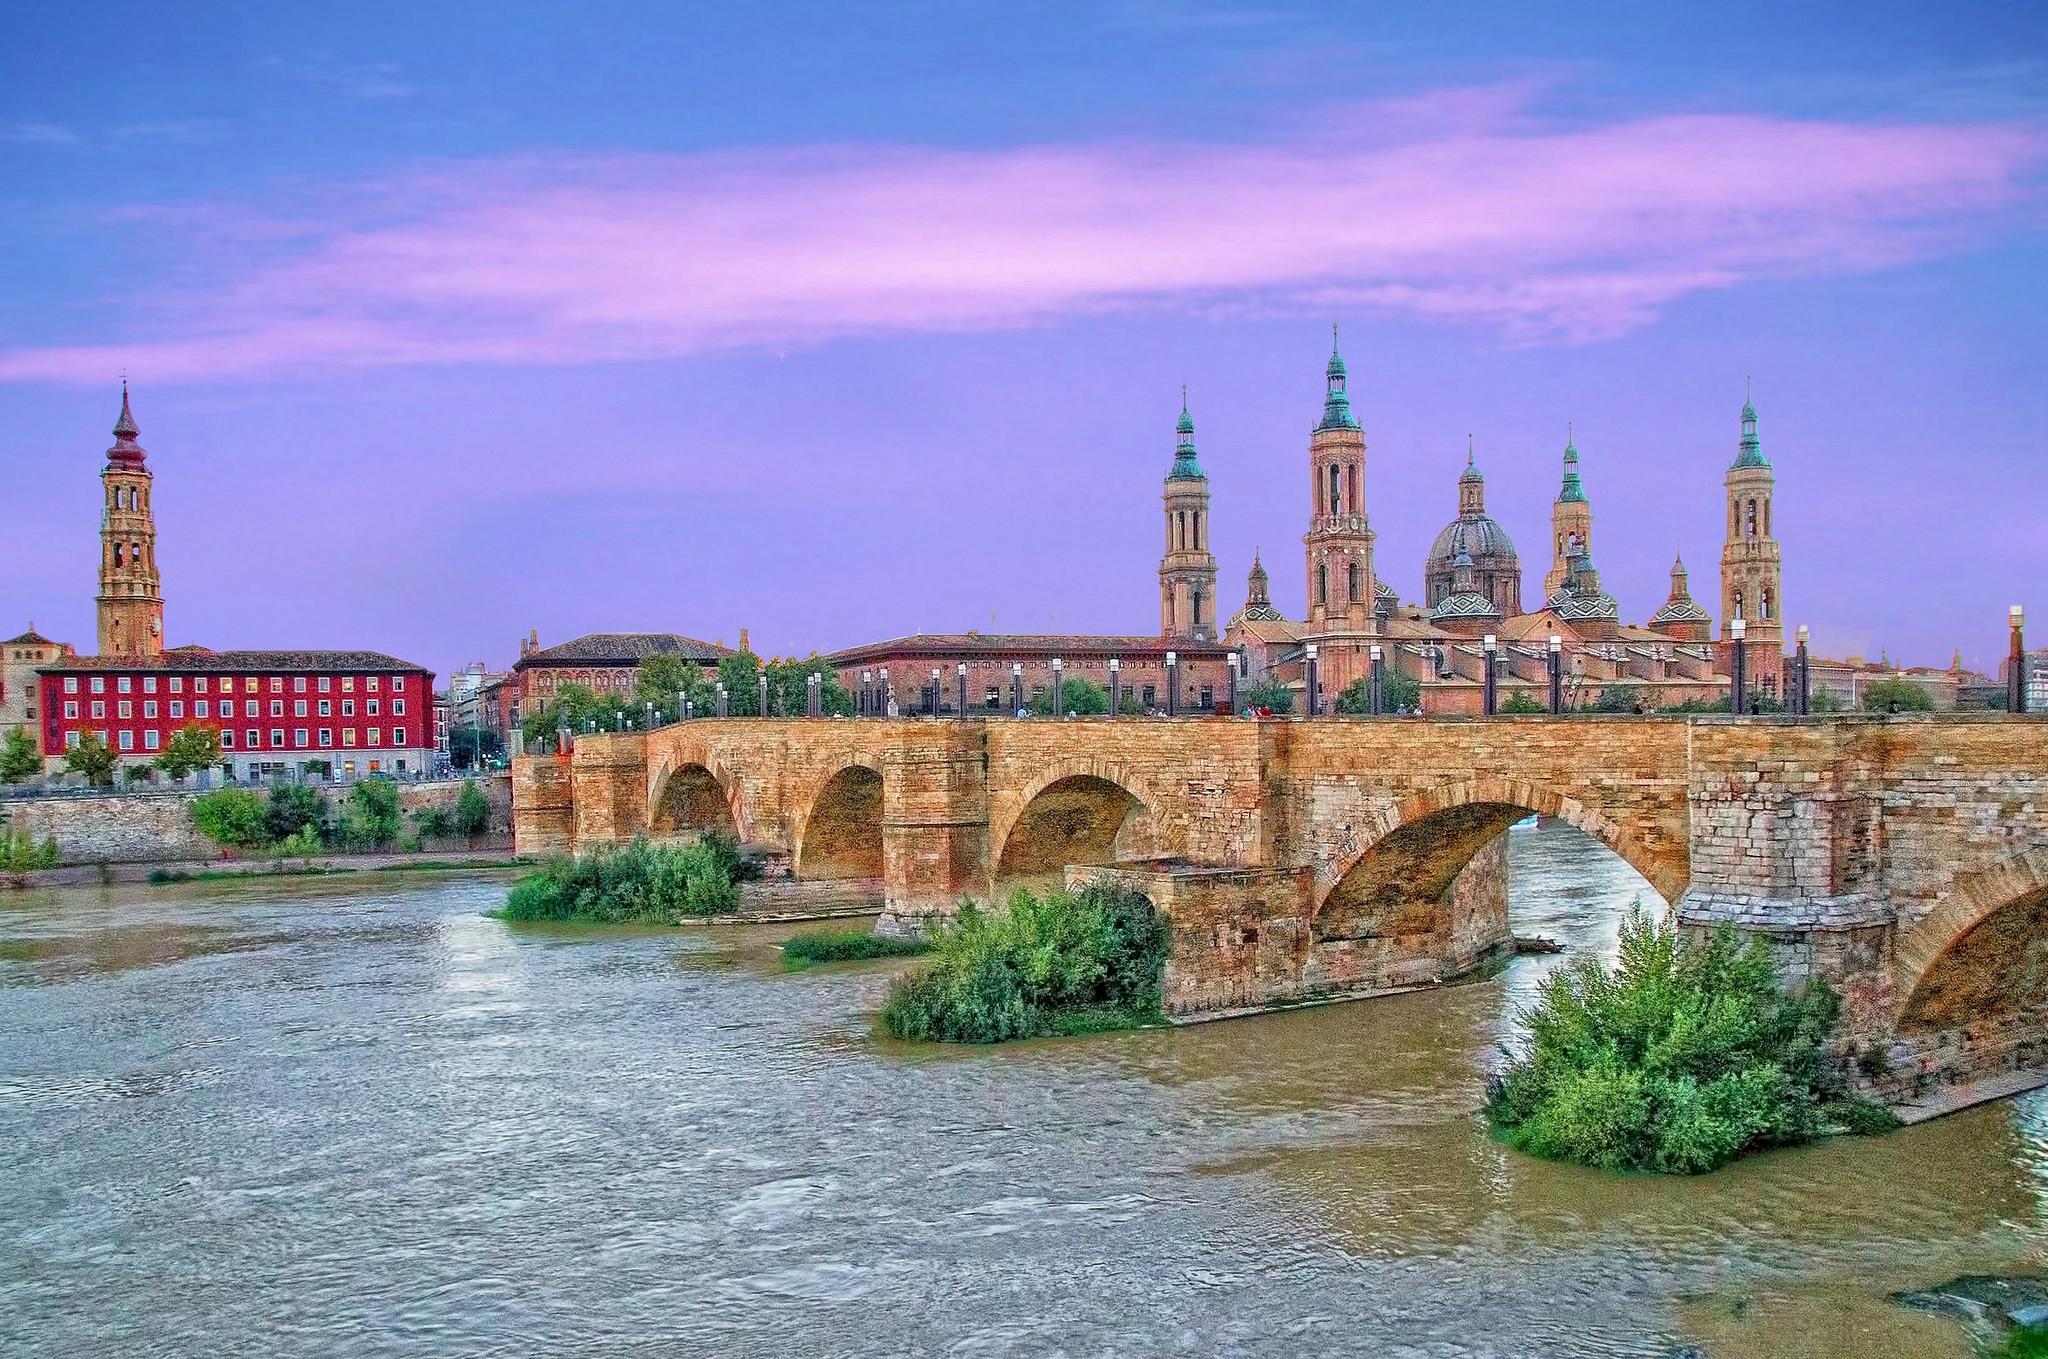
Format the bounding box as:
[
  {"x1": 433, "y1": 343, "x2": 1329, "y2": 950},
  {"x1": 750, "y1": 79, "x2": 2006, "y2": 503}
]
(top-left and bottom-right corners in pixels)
[
  {"x1": 781, "y1": 929, "x2": 932, "y2": 970},
  {"x1": 1486, "y1": 909, "x2": 1890, "y2": 1174},
  {"x1": 499, "y1": 833, "x2": 745, "y2": 922},
  {"x1": 760, "y1": 655, "x2": 855, "y2": 717},
  {"x1": 1240, "y1": 678, "x2": 1294, "y2": 714},
  {"x1": 1862, "y1": 677, "x2": 1935, "y2": 712},
  {"x1": 337, "y1": 778, "x2": 404, "y2": 850},
  {"x1": 1994, "y1": 1324, "x2": 2048, "y2": 1359},
  {"x1": 522, "y1": 683, "x2": 629, "y2": 742},
  {"x1": 447, "y1": 725, "x2": 503, "y2": 769},
  {"x1": 718, "y1": 650, "x2": 763, "y2": 712},
  {"x1": 155, "y1": 724, "x2": 222, "y2": 779},
  {"x1": 1590, "y1": 683, "x2": 1644, "y2": 714},
  {"x1": 879, "y1": 884, "x2": 1169, "y2": 1043},
  {"x1": 454, "y1": 779, "x2": 492, "y2": 840},
  {"x1": 62, "y1": 729, "x2": 117, "y2": 786},
  {"x1": 1382, "y1": 669, "x2": 1421, "y2": 711},
  {"x1": 265, "y1": 783, "x2": 327, "y2": 842},
  {"x1": 1661, "y1": 697, "x2": 1731, "y2": 714},
  {"x1": 1501, "y1": 691, "x2": 1546, "y2": 714},
  {"x1": 1029, "y1": 676, "x2": 1111, "y2": 717},
  {"x1": 191, "y1": 789, "x2": 271, "y2": 849},
  {"x1": 124, "y1": 763, "x2": 155, "y2": 783},
  {"x1": 1810, "y1": 688, "x2": 1846, "y2": 713},
  {"x1": 274, "y1": 825, "x2": 325, "y2": 860},
  {"x1": 0, "y1": 727, "x2": 42, "y2": 783},
  {"x1": 411, "y1": 805, "x2": 454, "y2": 839},
  {"x1": 0, "y1": 825, "x2": 60, "y2": 871}
]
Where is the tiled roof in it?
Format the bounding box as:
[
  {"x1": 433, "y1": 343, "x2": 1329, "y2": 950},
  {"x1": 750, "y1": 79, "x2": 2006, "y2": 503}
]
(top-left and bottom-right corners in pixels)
[
  {"x1": 519, "y1": 632, "x2": 735, "y2": 667},
  {"x1": 40, "y1": 648, "x2": 430, "y2": 674},
  {"x1": 829, "y1": 633, "x2": 1234, "y2": 663},
  {"x1": 5, "y1": 626, "x2": 57, "y2": 645}
]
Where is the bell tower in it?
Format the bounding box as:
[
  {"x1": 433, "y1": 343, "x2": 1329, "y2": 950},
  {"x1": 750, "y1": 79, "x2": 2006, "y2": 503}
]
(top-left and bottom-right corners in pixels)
[
  {"x1": 1158, "y1": 389, "x2": 1218, "y2": 640},
  {"x1": 1720, "y1": 381, "x2": 1784, "y2": 690},
  {"x1": 1542, "y1": 427, "x2": 1593, "y2": 599},
  {"x1": 1301, "y1": 327, "x2": 1375, "y2": 630},
  {"x1": 97, "y1": 383, "x2": 163, "y2": 659}
]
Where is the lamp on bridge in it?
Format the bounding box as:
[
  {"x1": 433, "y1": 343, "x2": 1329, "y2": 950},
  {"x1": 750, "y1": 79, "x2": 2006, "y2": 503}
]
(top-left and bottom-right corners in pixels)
[
  {"x1": 1793, "y1": 625, "x2": 1811, "y2": 717},
  {"x1": 1303, "y1": 644, "x2": 1318, "y2": 717},
  {"x1": 956, "y1": 662, "x2": 969, "y2": 721},
  {"x1": 759, "y1": 670, "x2": 771, "y2": 718},
  {"x1": 1729, "y1": 618, "x2": 1749, "y2": 716},
  {"x1": 1108, "y1": 657, "x2": 1122, "y2": 718},
  {"x1": 1482, "y1": 634, "x2": 1499, "y2": 716},
  {"x1": 860, "y1": 669, "x2": 872, "y2": 717},
  {"x1": 1547, "y1": 634, "x2": 1564, "y2": 715},
  {"x1": 1165, "y1": 651, "x2": 1179, "y2": 716},
  {"x1": 1226, "y1": 652, "x2": 1239, "y2": 715},
  {"x1": 2013, "y1": 606, "x2": 2029, "y2": 716},
  {"x1": 1369, "y1": 642, "x2": 1384, "y2": 716},
  {"x1": 1051, "y1": 657, "x2": 1064, "y2": 718},
  {"x1": 875, "y1": 668, "x2": 888, "y2": 720},
  {"x1": 928, "y1": 667, "x2": 941, "y2": 718},
  {"x1": 716, "y1": 682, "x2": 729, "y2": 719},
  {"x1": 1010, "y1": 662, "x2": 1023, "y2": 716},
  {"x1": 645, "y1": 701, "x2": 655, "y2": 731}
]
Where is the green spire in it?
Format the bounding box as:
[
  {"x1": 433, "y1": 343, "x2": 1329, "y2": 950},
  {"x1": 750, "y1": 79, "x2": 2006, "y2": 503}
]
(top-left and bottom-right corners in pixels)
[
  {"x1": 1557, "y1": 422, "x2": 1586, "y2": 503},
  {"x1": 1168, "y1": 385, "x2": 1205, "y2": 480},
  {"x1": 1732, "y1": 377, "x2": 1769, "y2": 469},
  {"x1": 1460, "y1": 432, "x2": 1483, "y2": 483},
  {"x1": 1316, "y1": 323, "x2": 1359, "y2": 432}
]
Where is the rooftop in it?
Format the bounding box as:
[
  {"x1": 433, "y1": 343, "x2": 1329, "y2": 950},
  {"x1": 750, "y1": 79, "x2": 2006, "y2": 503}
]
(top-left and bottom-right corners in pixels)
[
  {"x1": 518, "y1": 632, "x2": 735, "y2": 666},
  {"x1": 40, "y1": 648, "x2": 430, "y2": 674},
  {"x1": 829, "y1": 633, "x2": 1235, "y2": 662}
]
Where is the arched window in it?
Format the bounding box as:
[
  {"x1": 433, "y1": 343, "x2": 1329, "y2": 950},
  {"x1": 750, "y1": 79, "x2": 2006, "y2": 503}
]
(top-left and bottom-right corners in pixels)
[
  {"x1": 1732, "y1": 500, "x2": 1740, "y2": 536},
  {"x1": 1317, "y1": 563, "x2": 1328, "y2": 605},
  {"x1": 113, "y1": 543, "x2": 124, "y2": 567},
  {"x1": 1763, "y1": 500, "x2": 1771, "y2": 537},
  {"x1": 1327, "y1": 465, "x2": 1341, "y2": 515},
  {"x1": 1746, "y1": 499, "x2": 1757, "y2": 537},
  {"x1": 1732, "y1": 588, "x2": 1745, "y2": 619},
  {"x1": 1192, "y1": 587, "x2": 1204, "y2": 626},
  {"x1": 1348, "y1": 464, "x2": 1360, "y2": 515},
  {"x1": 1193, "y1": 511, "x2": 1201, "y2": 549},
  {"x1": 1348, "y1": 562, "x2": 1362, "y2": 602},
  {"x1": 1760, "y1": 588, "x2": 1773, "y2": 621}
]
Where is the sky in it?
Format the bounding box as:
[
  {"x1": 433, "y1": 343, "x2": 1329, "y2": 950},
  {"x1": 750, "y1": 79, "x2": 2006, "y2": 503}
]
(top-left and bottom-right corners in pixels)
[{"x1": 2, "y1": 2, "x2": 2044, "y2": 679}]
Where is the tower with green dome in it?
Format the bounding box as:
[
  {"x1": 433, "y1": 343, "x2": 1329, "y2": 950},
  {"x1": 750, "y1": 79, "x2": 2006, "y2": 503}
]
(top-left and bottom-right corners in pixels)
[
  {"x1": 1159, "y1": 388, "x2": 1219, "y2": 640},
  {"x1": 1301, "y1": 326, "x2": 1375, "y2": 637},
  {"x1": 1720, "y1": 381, "x2": 1784, "y2": 693},
  {"x1": 1542, "y1": 426, "x2": 1594, "y2": 600}
]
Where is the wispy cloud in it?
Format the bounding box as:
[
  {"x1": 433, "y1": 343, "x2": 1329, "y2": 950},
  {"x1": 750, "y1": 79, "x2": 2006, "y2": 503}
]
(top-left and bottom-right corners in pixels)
[
  {"x1": 255, "y1": 54, "x2": 413, "y2": 100},
  {"x1": 2, "y1": 122, "x2": 83, "y2": 148},
  {"x1": 2, "y1": 83, "x2": 2041, "y2": 383}
]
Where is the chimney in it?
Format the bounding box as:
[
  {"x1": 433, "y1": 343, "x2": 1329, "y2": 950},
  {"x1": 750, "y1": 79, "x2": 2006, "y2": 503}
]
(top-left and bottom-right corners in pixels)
[{"x1": 739, "y1": 627, "x2": 751, "y2": 655}]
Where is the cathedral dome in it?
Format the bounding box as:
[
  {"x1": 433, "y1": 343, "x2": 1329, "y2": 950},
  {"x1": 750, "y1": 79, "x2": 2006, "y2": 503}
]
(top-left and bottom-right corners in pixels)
[
  {"x1": 1427, "y1": 514, "x2": 1517, "y2": 569},
  {"x1": 1649, "y1": 596, "x2": 1711, "y2": 625},
  {"x1": 1431, "y1": 591, "x2": 1499, "y2": 622}
]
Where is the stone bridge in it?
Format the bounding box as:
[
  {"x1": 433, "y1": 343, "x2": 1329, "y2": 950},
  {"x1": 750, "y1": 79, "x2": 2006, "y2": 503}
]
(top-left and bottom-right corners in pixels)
[{"x1": 513, "y1": 714, "x2": 2048, "y2": 1098}]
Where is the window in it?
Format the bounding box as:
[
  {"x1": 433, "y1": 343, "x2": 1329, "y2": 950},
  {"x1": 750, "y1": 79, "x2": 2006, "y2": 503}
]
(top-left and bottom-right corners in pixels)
[
  {"x1": 221, "y1": 730, "x2": 235, "y2": 749},
  {"x1": 270, "y1": 729, "x2": 284, "y2": 749},
  {"x1": 368, "y1": 676, "x2": 380, "y2": 692},
  {"x1": 65, "y1": 731, "x2": 80, "y2": 750},
  {"x1": 342, "y1": 700, "x2": 355, "y2": 717},
  {"x1": 143, "y1": 677, "x2": 157, "y2": 694},
  {"x1": 195, "y1": 700, "x2": 210, "y2": 719},
  {"x1": 64, "y1": 701, "x2": 77, "y2": 719},
  {"x1": 195, "y1": 677, "x2": 208, "y2": 694},
  {"x1": 294, "y1": 700, "x2": 307, "y2": 717},
  {"x1": 318, "y1": 699, "x2": 331, "y2": 717},
  {"x1": 118, "y1": 676, "x2": 132, "y2": 694},
  {"x1": 169, "y1": 701, "x2": 183, "y2": 719},
  {"x1": 1142, "y1": 685, "x2": 1157, "y2": 707},
  {"x1": 392, "y1": 676, "x2": 406, "y2": 692},
  {"x1": 1316, "y1": 563, "x2": 1328, "y2": 606},
  {"x1": 143, "y1": 701, "x2": 157, "y2": 719},
  {"x1": 64, "y1": 677, "x2": 78, "y2": 694},
  {"x1": 367, "y1": 699, "x2": 380, "y2": 717},
  {"x1": 392, "y1": 698, "x2": 406, "y2": 717},
  {"x1": 343, "y1": 729, "x2": 357, "y2": 747},
  {"x1": 294, "y1": 677, "x2": 307, "y2": 693},
  {"x1": 319, "y1": 728, "x2": 333, "y2": 747},
  {"x1": 246, "y1": 727, "x2": 260, "y2": 747},
  {"x1": 270, "y1": 700, "x2": 283, "y2": 718},
  {"x1": 1200, "y1": 686, "x2": 1214, "y2": 709},
  {"x1": 144, "y1": 730, "x2": 160, "y2": 751},
  {"x1": 342, "y1": 677, "x2": 355, "y2": 692},
  {"x1": 368, "y1": 728, "x2": 382, "y2": 746},
  {"x1": 1348, "y1": 562, "x2": 1362, "y2": 602},
  {"x1": 91, "y1": 701, "x2": 105, "y2": 719},
  {"x1": 90, "y1": 678, "x2": 104, "y2": 694},
  {"x1": 169, "y1": 677, "x2": 183, "y2": 693},
  {"x1": 391, "y1": 727, "x2": 404, "y2": 746},
  {"x1": 117, "y1": 700, "x2": 132, "y2": 719},
  {"x1": 118, "y1": 730, "x2": 134, "y2": 751},
  {"x1": 243, "y1": 678, "x2": 258, "y2": 693},
  {"x1": 269, "y1": 677, "x2": 283, "y2": 693},
  {"x1": 318, "y1": 677, "x2": 331, "y2": 693},
  {"x1": 294, "y1": 729, "x2": 309, "y2": 748}
]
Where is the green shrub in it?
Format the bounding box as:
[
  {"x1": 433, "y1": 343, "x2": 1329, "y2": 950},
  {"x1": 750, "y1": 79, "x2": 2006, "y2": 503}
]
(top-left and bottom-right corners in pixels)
[
  {"x1": 191, "y1": 789, "x2": 271, "y2": 849},
  {"x1": 1485, "y1": 908, "x2": 1895, "y2": 1174},
  {"x1": 265, "y1": 784, "x2": 327, "y2": 842},
  {"x1": 781, "y1": 930, "x2": 931, "y2": 969},
  {"x1": 337, "y1": 778, "x2": 403, "y2": 850},
  {"x1": 454, "y1": 779, "x2": 492, "y2": 840},
  {"x1": 1862, "y1": 677, "x2": 1935, "y2": 712},
  {"x1": 412, "y1": 805, "x2": 455, "y2": 840},
  {"x1": 499, "y1": 833, "x2": 744, "y2": 923},
  {"x1": 37, "y1": 834, "x2": 59, "y2": 868},
  {"x1": 147, "y1": 867, "x2": 190, "y2": 884},
  {"x1": 274, "y1": 825, "x2": 324, "y2": 859},
  {"x1": 1501, "y1": 692, "x2": 1546, "y2": 714},
  {"x1": 879, "y1": 884, "x2": 1168, "y2": 1043},
  {"x1": 1996, "y1": 1324, "x2": 2048, "y2": 1359}
]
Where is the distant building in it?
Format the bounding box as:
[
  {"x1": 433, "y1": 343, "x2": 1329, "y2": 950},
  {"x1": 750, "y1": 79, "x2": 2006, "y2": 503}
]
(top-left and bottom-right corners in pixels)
[
  {"x1": 505, "y1": 629, "x2": 736, "y2": 733},
  {"x1": 828, "y1": 634, "x2": 1236, "y2": 716},
  {"x1": 1, "y1": 626, "x2": 74, "y2": 752}
]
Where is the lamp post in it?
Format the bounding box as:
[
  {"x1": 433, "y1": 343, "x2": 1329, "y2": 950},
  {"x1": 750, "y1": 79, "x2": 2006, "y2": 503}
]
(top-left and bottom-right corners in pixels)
[
  {"x1": 807, "y1": 672, "x2": 821, "y2": 717},
  {"x1": 716, "y1": 683, "x2": 728, "y2": 719},
  {"x1": 1369, "y1": 643, "x2": 1384, "y2": 715},
  {"x1": 2012, "y1": 606, "x2": 2029, "y2": 715},
  {"x1": 1547, "y1": 634, "x2": 1564, "y2": 715},
  {"x1": 1730, "y1": 618, "x2": 1749, "y2": 715},
  {"x1": 876, "y1": 667, "x2": 889, "y2": 719},
  {"x1": 1050, "y1": 657, "x2": 1064, "y2": 718},
  {"x1": 1482, "y1": 634, "x2": 1499, "y2": 716},
  {"x1": 956, "y1": 662, "x2": 968, "y2": 721},
  {"x1": 1108, "y1": 657, "x2": 1122, "y2": 718},
  {"x1": 1303, "y1": 644, "x2": 1319, "y2": 717},
  {"x1": 645, "y1": 701, "x2": 654, "y2": 732},
  {"x1": 1010, "y1": 662, "x2": 1023, "y2": 716},
  {"x1": 1165, "y1": 651, "x2": 1179, "y2": 716},
  {"x1": 1793, "y1": 625, "x2": 1811, "y2": 717},
  {"x1": 757, "y1": 671, "x2": 770, "y2": 718},
  {"x1": 860, "y1": 669, "x2": 872, "y2": 717},
  {"x1": 1226, "y1": 652, "x2": 1240, "y2": 715},
  {"x1": 928, "y1": 667, "x2": 941, "y2": 717}
]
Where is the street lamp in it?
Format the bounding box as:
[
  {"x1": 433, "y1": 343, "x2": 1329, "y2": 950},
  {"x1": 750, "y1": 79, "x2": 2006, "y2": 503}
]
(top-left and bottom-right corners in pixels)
[
  {"x1": 1226, "y1": 652, "x2": 1240, "y2": 715},
  {"x1": 1369, "y1": 642, "x2": 1384, "y2": 715},
  {"x1": 1793, "y1": 625, "x2": 1811, "y2": 716},
  {"x1": 860, "y1": 669, "x2": 873, "y2": 717},
  {"x1": 1010, "y1": 662, "x2": 1023, "y2": 716},
  {"x1": 1165, "y1": 650, "x2": 1179, "y2": 716},
  {"x1": 1730, "y1": 617, "x2": 1749, "y2": 715},
  {"x1": 1302, "y1": 644, "x2": 1317, "y2": 717},
  {"x1": 1108, "y1": 657, "x2": 1122, "y2": 717},
  {"x1": 876, "y1": 667, "x2": 889, "y2": 719},
  {"x1": 956, "y1": 662, "x2": 969, "y2": 721},
  {"x1": 1050, "y1": 657, "x2": 1064, "y2": 718},
  {"x1": 1482, "y1": 634, "x2": 1498, "y2": 716},
  {"x1": 1547, "y1": 634, "x2": 1563, "y2": 715},
  {"x1": 2012, "y1": 606, "x2": 2029, "y2": 715}
]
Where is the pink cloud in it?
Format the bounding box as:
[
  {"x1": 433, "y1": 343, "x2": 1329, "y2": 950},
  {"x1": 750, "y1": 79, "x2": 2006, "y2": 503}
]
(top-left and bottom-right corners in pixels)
[{"x1": 2, "y1": 87, "x2": 2041, "y2": 382}]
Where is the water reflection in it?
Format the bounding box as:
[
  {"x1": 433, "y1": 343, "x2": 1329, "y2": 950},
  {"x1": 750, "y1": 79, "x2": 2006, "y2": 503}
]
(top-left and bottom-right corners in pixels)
[{"x1": 1, "y1": 825, "x2": 2045, "y2": 1358}]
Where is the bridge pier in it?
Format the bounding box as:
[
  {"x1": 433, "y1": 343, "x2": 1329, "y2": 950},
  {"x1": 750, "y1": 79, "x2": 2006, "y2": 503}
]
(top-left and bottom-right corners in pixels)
[{"x1": 877, "y1": 726, "x2": 989, "y2": 935}]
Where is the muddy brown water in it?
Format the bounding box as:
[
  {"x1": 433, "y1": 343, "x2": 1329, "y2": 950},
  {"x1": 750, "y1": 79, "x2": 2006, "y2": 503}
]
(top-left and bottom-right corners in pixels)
[{"x1": 1, "y1": 822, "x2": 2037, "y2": 1357}]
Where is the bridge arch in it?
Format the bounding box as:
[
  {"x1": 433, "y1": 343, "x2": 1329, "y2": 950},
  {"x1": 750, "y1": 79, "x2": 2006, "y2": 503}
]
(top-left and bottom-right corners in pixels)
[
  {"x1": 1316, "y1": 775, "x2": 1677, "y2": 935},
  {"x1": 648, "y1": 755, "x2": 748, "y2": 842},
  {"x1": 792, "y1": 760, "x2": 886, "y2": 881},
  {"x1": 990, "y1": 758, "x2": 1164, "y2": 895},
  {"x1": 1892, "y1": 847, "x2": 2048, "y2": 1033}
]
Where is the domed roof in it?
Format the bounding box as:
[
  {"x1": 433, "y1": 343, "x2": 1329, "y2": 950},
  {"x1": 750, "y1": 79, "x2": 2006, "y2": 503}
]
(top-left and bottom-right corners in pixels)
[
  {"x1": 1431, "y1": 591, "x2": 1499, "y2": 621},
  {"x1": 1649, "y1": 596, "x2": 1711, "y2": 625},
  {"x1": 1375, "y1": 576, "x2": 1397, "y2": 599},
  {"x1": 1427, "y1": 514, "x2": 1518, "y2": 569}
]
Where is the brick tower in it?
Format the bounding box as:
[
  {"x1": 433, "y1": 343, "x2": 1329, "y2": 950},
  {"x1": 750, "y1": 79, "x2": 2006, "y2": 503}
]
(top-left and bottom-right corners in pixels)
[
  {"x1": 1542, "y1": 428, "x2": 1593, "y2": 599},
  {"x1": 1159, "y1": 389, "x2": 1219, "y2": 640},
  {"x1": 97, "y1": 383, "x2": 163, "y2": 659},
  {"x1": 1720, "y1": 382, "x2": 1784, "y2": 691},
  {"x1": 1301, "y1": 328, "x2": 1375, "y2": 631}
]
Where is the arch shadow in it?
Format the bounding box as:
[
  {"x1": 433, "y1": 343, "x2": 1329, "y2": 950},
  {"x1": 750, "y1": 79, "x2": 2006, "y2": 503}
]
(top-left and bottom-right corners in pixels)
[
  {"x1": 1893, "y1": 847, "x2": 2048, "y2": 1032},
  {"x1": 993, "y1": 772, "x2": 1154, "y2": 895},
  {"x1": 794, "y1": 764, "x2": 885, "y2": 881},
  {"x1": 649, "y1": 758, "x2": 745, "y2": 842}
]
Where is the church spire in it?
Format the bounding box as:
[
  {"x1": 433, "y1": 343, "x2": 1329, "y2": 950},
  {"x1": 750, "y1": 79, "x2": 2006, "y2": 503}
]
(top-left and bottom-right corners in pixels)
[
  {"x1": 1168, "y1": 385, "x2": 1204, "y2": 480},
  {"x1": 1316, "y1": 324, "x2": 1359, "y2": 432},
  {"x1": 107, "y1": 381, "x2": 146, "y2": 467},
  {"x1": 1557, "y1": 423, "x2": 1585, "y2": 503},
  {"x1": 1732, "y1": 380, "x2": 1769, "y2": 469}
]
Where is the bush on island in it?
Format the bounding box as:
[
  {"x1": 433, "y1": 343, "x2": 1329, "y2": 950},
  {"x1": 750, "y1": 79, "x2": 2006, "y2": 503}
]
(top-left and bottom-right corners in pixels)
[
  {"x1": 781, "y1": 930, "x2": 931, "y2": 969},
  {"x1": 500, "y1": 834, "x2": 744, "y2": 923},
  {"x1": 1485, "y1": 907, "x2": 1897, "y2": 1174},
  {"x1": 880, "y1": 883, "x2": 1169, "y2": 1043}
]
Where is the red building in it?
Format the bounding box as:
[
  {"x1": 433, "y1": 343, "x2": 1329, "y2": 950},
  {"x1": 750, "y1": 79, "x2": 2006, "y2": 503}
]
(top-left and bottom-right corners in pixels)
[
  {"x1": 828, "y1": 634, "x2": 1237, "y2": 715},
  {"x1": 39, "y1": 648, "x2": 436, "y2": 780}
]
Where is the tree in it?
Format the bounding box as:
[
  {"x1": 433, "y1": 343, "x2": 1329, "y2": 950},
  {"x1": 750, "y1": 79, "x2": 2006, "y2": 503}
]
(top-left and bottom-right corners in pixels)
[
  {"x1": 447, "y1": 725, "x2": 503, "y2": 770},
  {"x1": 1029, "y1": 676, "x2": 1110, "y2": 717},
  {"x1": 1862, "y1": 677, "x2": 1934, "y2": 713},
  {"x1": 124, "y1": 763, "x2": 156, "y2": 784},
  {"x1": 63, "y1": 730, "x2": 116, "y2": 786},
  {"x1": 1810, "y1": 688, "x2": 1846, "y2": 714},
  {"x1": 1501, "y1": 691, "x2": 1546, "y2": 714},
  {"x1": 191, "y1": 789, "x2": 270, "y2": 849},
  {"x1": 718, "y1": 650, "x2": 763, "y2": 713},
  {"x1": 635, "y1": 652, "x2": 693, "y2": 707},
  {"x1": 0, "y1": 728, "x2": 42, "y2": 784},
  {"x1": 155, "y1": 724, "x2": 222, "y2": 780},
  {"x1": 338, "y1": 778, "x2": 404, "y2": 850},
  {"x1": 1383, "y1": 669, "x2": 1421, "y2": 712},
  {"x1": 411, "y1": 805, "x2": 454, "y2": 840},
  {"x1": 454, "y1": 778, "x2": 492, "y2": 844},
  {"x1": 265, "y1": 783, "x2": 327, "y2": 842},
  {"x1": 522, "y1": 682, "x2": 630, "y2": 743},
  {"x1": 1591, "y1": 682, "x2": 1644, "y2": 714},
  {"x1": 1240, "y1": 678, "x2": 1294, "y2": 715},
  {"x1": 763, "y1": 656, "x2": 854, "y2": 717}
]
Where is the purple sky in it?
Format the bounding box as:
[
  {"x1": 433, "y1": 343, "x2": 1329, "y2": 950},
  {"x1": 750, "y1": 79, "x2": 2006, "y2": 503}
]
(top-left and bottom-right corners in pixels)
[{"x1": 2, "y1": 4, "x2": 2045, "y2": 678}]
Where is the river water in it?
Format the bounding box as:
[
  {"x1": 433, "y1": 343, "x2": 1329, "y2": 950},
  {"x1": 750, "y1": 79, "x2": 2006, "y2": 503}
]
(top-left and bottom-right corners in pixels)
[{"x1": 4, "y1": 821, "x2": 2045, "y2": 1358}]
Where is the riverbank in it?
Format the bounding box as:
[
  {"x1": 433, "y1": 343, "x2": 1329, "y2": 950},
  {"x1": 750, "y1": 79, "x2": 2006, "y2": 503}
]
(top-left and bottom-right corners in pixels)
[{"x1": 2, "y1": 848, "x2": 530, "y2": 889}]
